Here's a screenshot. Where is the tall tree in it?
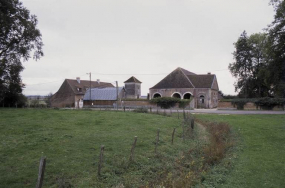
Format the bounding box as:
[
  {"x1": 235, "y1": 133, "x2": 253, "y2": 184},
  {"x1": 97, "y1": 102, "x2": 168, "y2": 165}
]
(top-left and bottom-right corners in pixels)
[
  {"x1": 0, "y1": 0, "x2": 43, "y2": 106},
  {"x1": 229, "y1": 31, "x2": 271, "y2": 97},
  {"x1": 229, "y1": 31, "x2": 253, "y2": 98},
  {"x1": 268, "y1": 0, "x2": 285, "y2": 97}
]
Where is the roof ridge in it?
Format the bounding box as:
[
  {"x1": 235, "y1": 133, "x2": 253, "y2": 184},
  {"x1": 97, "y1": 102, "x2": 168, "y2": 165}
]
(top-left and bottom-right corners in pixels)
[
  {"x1": 65, "y1": 79, "x2": 77, "y2": 94},
  {"x1": 179, "y1": 68, "x2": 195, "y2": 88}
]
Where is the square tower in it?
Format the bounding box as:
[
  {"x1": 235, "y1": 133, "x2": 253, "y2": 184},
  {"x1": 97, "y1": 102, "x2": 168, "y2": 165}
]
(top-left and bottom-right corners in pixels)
[{"x1": 124, "y1": 76, "x2": 142, "y2": 99}]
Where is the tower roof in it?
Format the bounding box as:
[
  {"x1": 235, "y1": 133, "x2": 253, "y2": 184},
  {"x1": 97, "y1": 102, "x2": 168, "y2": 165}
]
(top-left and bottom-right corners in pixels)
[{"x1": 124, "y1": 76, "x2": 142, "y2": 83}]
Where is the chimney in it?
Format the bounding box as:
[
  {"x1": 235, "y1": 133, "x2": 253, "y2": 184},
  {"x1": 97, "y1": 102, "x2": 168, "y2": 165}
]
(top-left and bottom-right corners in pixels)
[
  {"x1": 76, "y1": 77, "x2": 80, "y2": 84},
  {"x1": 207, "y1": 72, "x2": 211, "y2": 75},
  {"x1": 97, "y1": 79, "x2": 100, "y2": 84}
]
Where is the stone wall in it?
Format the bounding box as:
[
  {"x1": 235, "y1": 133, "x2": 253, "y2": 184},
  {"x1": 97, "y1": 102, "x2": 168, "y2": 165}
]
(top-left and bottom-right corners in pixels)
[{"x1": 218, "y1": 101, "x2": 284, "y2": 110}]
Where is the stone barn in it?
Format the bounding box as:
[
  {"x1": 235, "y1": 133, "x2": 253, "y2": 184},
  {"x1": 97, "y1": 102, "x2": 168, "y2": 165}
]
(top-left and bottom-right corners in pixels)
[
  {"x1": 51, "y1": 77, "x2": 114, "y2": 108},
  {"x1": 149, "y1": 67, "x2": 219, "y2": 108}
]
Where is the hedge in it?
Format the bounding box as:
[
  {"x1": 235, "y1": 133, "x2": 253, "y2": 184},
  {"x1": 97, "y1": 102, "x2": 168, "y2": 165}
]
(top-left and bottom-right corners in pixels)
[{"x1": 221, "y1": 98, "x2": 285, "y2": 110}]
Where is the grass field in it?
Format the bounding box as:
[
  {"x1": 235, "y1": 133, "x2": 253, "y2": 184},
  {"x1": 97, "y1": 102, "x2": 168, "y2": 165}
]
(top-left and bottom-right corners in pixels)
[
  {"x1": 0, "y1": 109, "x2": 209, "y2": 188},
  {"x1": 194, "y1": 114, "x2": 285, "y2": 188},
  {"x1": 1, "y1": 109, "x2": 284, "y2": 187}
]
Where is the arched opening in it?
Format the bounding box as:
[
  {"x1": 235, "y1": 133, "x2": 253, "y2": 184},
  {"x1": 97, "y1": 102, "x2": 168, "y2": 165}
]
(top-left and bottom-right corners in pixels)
[
  {"x1": 153, "y1": 93, "x2": 161, "y2": 98},
  {"x1": 183, "y1": 93, "x2": 192, "y2": 99},
  {"x1": 172, "y1": 93, "x2": 181, "y2": 99},
  {"x1": 199, "y1": 95, "x2": 205, "y2": 104}
]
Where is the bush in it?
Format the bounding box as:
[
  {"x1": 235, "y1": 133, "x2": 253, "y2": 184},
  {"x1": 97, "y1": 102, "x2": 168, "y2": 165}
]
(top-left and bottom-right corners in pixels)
[
  {"x1": 133, "y1": 107, "x2": 148, "y2": 113},
  {"x1": 150, "y1": 97, "x2": 180, "y2": 109},
  {"x1": 255, "y1": 97, "x2": 285, "y2": 110},
  {"x1": 178, "y1": 99, "x2": 191, "y2": 109},
  {"x1": 230, "y1": 99, "x2": 248, "y2": 110}
]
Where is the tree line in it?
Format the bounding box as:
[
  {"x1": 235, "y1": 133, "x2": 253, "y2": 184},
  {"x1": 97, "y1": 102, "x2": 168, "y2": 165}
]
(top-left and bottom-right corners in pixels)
[{"x1": 229, "y1": 0, "x2": 285, "y2": 98}]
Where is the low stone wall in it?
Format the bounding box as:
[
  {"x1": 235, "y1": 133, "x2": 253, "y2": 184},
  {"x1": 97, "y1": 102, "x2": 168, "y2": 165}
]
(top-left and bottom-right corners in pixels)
[
  {"x1": 84, "y1": 100, "x2": 193, "y2": 109},
  {"x1": 218, "y1": 101, "x2": 284, "y2": 110}
]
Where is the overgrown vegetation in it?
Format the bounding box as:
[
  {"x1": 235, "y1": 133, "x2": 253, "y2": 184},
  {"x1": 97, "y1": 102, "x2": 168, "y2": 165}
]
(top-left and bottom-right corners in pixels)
[{"x1": 194, "y1": 114, "x2": 285, "y2": 188}]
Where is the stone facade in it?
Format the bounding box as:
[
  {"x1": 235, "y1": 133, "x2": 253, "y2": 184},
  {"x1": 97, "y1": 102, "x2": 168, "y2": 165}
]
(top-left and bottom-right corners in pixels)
[
  {"x1": 149, "y1": 67, "x2": 219, "y2": 109},
  {"x1": 124, "y1": 76, "x2": 142, "y2": 99}
]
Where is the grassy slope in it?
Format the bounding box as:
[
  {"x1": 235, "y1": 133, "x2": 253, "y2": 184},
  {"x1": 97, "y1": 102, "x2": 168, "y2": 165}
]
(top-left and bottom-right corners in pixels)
[
  {"x1": 0, "y1": 109, "x2": 201, "y2": 188},
  {"x1": 194, "y1": 114, "x2": 285, "y2": 188}
]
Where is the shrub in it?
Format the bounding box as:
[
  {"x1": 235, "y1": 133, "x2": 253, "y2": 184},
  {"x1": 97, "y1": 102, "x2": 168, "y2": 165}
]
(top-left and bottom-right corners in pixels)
[
  {"x1": 231, "y1": 99, "x2": 248, "y2": 110},
  {"x1": 178, "y1": 99, "x2": 192, "y2": 109},
  {"x1": 255, "y1": 97, "x2": 285, "y2": 110},
  {"x1": 133, "y1": 107, "x2": 148, "y2": 113},
  {"x1": 150, "y1": 97, "x2": 180, "y2": 109}
]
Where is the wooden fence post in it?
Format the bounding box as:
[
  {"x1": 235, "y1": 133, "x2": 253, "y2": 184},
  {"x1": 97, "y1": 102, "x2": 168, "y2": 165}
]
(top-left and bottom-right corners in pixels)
[
  {"x1": 171, "y1": 128, "x2": 176, "y2": 144},
  {"x1": 155, "y1": 129, "x2": 160, "y2": 154},
  {"x1": 98, "y1": 145, "x2": 105, "y2": 176},
  {"x1": 150, "y1": 107, "x2": 152, "y2": 113},
  {"x1": 36, "y1": 157, "x2": 46, "y2": 188},
  {"x1": 177, "y1": 110, "x2": 179, "y2": 119},
  {"x1": 182, "y1": 123, "x2": 185, "y2": 142},
  {"x1": 129, "y1": 136, "x2": 138, "y2": 161},
  {"x1": 191, "y1": 119, "x2": 194, "y2": 129}
]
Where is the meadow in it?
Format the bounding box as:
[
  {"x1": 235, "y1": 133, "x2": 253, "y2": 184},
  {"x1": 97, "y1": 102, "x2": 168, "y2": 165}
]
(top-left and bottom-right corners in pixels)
[
  {"x1": 0, "y1": 109, "x2": 206, "y2": 188},
  {"x1": 1, "y1": 109, "x2": 284, "y2": 187}
]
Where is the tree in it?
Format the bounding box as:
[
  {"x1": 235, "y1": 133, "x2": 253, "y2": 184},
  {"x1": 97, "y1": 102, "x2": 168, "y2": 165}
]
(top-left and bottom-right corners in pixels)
[
  {"x1": 229, "y1": 31, "x2": 271, "y2": 98},
  {"x1": 229, "y1": 31, "x2": 254, "y2": 98},
  {"x1": 45, "y1": 92, "x2": 53, "y2": 107},
  {"x1": 0, "y1": 0, "x2": 43, "y2": 106},
  {"x1": 267, "y1": 0, "x2": 285, "y2": 97}
]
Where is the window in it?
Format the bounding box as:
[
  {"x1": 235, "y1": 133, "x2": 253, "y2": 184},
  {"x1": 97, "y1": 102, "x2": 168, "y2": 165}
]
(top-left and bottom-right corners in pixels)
[{"x1": 199, "y1": 95, "x2": 205, "y2": 103}]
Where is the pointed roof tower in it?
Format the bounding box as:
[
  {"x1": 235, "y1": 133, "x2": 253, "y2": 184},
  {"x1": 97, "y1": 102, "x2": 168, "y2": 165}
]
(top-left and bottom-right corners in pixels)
[{"x1": 124, "y1": 76, "x2": 142, "y2": 83}]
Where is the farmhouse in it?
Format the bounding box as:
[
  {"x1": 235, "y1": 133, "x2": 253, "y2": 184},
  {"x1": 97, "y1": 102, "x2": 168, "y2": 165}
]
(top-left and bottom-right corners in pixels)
[
  {"x1": 149, "y1": 67, "x2": 219, "y2": 108},
  {"x1": 50, "y1": 77, "x2": 114, "y2": 108}
]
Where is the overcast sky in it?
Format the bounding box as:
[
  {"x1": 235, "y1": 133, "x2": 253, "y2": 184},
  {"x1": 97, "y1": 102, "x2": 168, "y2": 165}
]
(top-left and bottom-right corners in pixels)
[{"x1": 21, "y1": 0, "x2": 275, "y2": 96}]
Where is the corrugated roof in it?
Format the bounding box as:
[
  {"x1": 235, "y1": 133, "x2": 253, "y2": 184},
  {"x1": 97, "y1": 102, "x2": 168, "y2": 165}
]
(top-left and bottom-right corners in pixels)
[
  {"x1": 124, "y1": 76, "x2": 142, "y2": 83},
  {"x1": 83, "y1": 87, "x2": 124, "y2": 100}
]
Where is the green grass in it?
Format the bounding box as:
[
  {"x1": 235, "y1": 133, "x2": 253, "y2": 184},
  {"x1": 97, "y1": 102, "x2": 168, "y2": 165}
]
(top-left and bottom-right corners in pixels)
[
  {"x1": 0, "y1": 109, "x2": 204, "y2": 188},
  {"x1": 194, "y1": 114, "x2": 285, "y2": 188}
]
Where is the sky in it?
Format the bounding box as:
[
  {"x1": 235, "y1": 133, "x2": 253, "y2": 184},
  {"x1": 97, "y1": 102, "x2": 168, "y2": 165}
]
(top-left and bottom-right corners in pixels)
[{"x1": 21, "y1": 0, "x2": 275, "y2": 96}]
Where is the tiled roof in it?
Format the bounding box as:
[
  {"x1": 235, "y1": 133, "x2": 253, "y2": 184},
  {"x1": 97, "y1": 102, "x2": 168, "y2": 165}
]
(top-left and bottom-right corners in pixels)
[
  {"x1": 150, "y1": 67, "x2": 195, "y2": 89},
  {"x1": 150, "y1": 67, "x2": 216, "y2": 89},
  {"x1": 66, "y1": 79, "x2": 114, "y2": 95},
  {"x1": 124, "y1": 76, "x2": 142, "y2": 83},
  {"x1": 83, "y1": 87, "x2": 124, "y2": 100},
  {"x1": 187, "y1": 75, "x2": 215, "y2": 88}
]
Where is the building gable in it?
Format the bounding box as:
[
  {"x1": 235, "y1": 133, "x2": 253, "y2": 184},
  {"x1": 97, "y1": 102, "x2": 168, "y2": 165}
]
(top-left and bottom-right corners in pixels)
[{"x1": 150, "y1": 67, "x2": 194, "y2": 89}]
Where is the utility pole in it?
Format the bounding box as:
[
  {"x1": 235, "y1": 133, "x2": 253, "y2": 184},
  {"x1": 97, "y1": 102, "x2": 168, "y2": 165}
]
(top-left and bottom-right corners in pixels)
[
  {"x1": 87, "y1": 72, "x2": 91, "y2": 106},
  {"x1": 116, "y1": 81, "x2": 118, "y2": 110}
]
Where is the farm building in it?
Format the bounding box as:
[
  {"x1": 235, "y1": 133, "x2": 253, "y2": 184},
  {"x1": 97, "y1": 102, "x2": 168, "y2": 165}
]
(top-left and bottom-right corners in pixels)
[
  {"x1": 149, "y1": 67, "x2": 219, "y2": 108},
  {"x1": 83, "y1": 87, "x2": 126, "y2": 107},
  {"x1": 50, "y1": 77, "x2": 114, "y2": 108},
  {"x1": 124, "y1": 76, "x2": 142, "y2": 99}
]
